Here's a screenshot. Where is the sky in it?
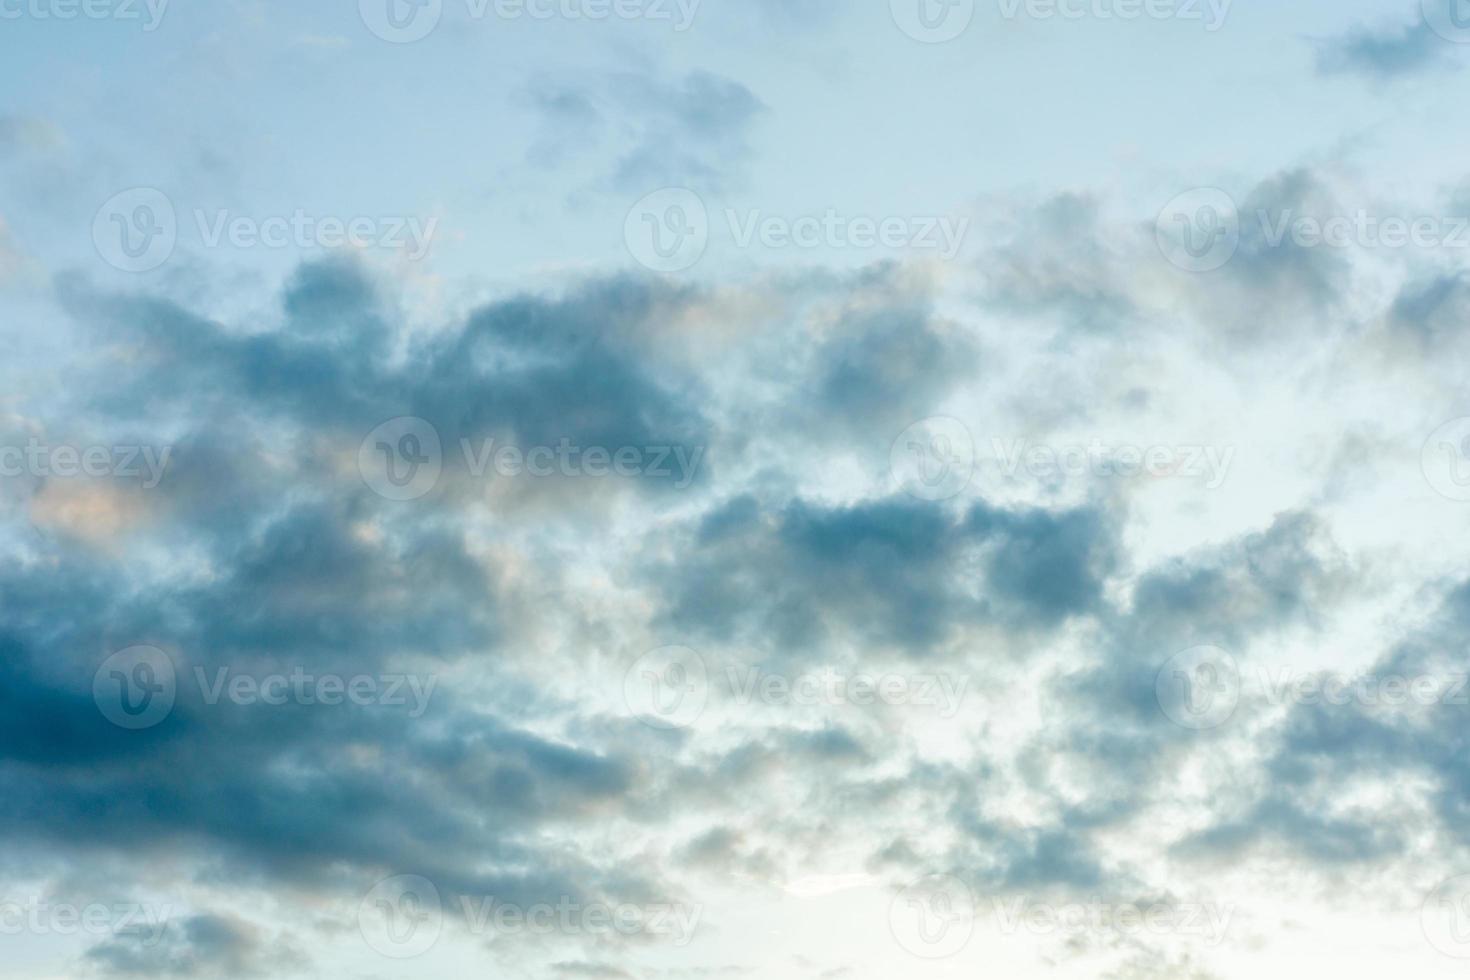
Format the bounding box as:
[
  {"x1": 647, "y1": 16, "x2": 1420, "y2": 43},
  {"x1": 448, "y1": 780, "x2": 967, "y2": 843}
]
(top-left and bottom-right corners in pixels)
[{"x1": 5, "y1": 0, "x2": 1470, "y2": 977}]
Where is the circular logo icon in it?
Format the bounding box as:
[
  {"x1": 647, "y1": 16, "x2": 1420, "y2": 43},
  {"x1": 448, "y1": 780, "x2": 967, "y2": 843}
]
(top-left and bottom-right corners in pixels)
[
  {"x1": 890, "y1": 0, "x2": 975, "y2": 43},
  {"x1": 1156, "y1": 645, "x2": 1240, "y2": 730},
  {"x1": 891, "y1": 417, "x2": 975, "y2": 501},
  {"x1": 94, "y1": 646, "x2": 177, "y2": 730},
  {"x1": 1422, "y1": 417, "x2": 1470, "y2": 502},
  {"x1": 1424, "y1": 0, "x2": 1470, "y2": 44},
  {"x1": 1424, "y1": 874, "x2": 1470, "y2": 958},
  {"x1": 888, "y1": 874, "x2": 975, "y2": 959},
  {"x1": 360, "y1": 0, "x2": 442, "y2": 42},
  {"x1": 359, "y1": 417, "x2": 443, "y2": 501},
  {"x1": 1155, "y1": 188, "x2": 1240, "y2": 273},
  {"x1": 624, "y1": 188, "x2": 709, "y2": 273},
  {"x1": 359, "y1": 874, "x2": 443, "y2": 959},
  {"x1": 93, "y1": 188, "x2": 177, "y2": 273},
  {"x1": 623, "y1": 646, "x2": 708, "y2": 730}
]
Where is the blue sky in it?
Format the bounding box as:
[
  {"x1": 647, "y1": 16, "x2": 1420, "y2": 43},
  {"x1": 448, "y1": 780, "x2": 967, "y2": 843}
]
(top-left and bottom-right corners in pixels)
[{"x1": 6, "y1": 1, "x2": 1470, "y2": 978}]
